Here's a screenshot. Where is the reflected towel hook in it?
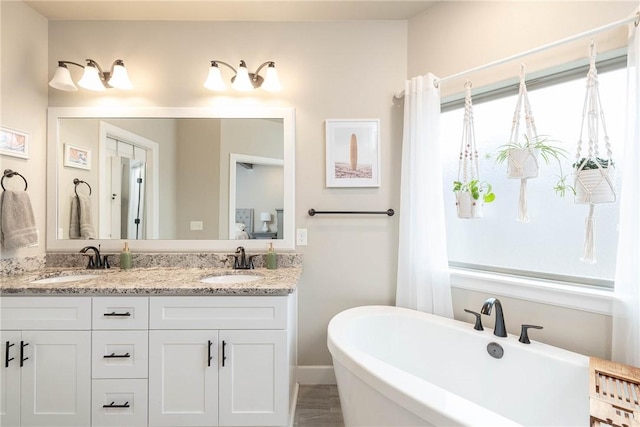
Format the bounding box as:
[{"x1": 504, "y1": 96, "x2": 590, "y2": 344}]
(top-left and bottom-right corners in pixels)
[
  {"x1": 1, "y1": 169, "x2": 28, "y2": 191},
  {"x1": 73, "y1": 178, "x2": 92, "y2": 196}
]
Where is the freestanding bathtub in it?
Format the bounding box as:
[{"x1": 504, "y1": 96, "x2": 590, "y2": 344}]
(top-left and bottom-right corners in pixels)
[{"x1": 327, "y1": 305, "x2": 590, "y2": 427}]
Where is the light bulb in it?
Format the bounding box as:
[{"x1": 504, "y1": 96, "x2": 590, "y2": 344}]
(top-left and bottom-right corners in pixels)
[
  {"x1": 48, "y1": 64, "x2": 78, "y2": 91},
  {"x1": 108, "y1": 60, "x2": 133, "y2": 90},
  {"x1": 204, "y1": 62, "x2": 227, "y2": 91},
  {"x1": 232, "y1": 61, "x2": 254, "y2": 92},
  {"x1": 78, "y1": 63, "x2": 105, "y2": 91}
]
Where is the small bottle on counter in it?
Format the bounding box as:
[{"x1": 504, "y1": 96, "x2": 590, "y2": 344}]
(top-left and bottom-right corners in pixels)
[
  {"x1": 120, "y1": 241, "x2": 132, "y2": 270},
  {"x1": 266, "y1": 242, "x2": 277, "y2": 270}
]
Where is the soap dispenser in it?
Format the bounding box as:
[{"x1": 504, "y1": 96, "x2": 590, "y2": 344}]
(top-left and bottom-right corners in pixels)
[
  {"x1": 266, "y1": 242, "x2": 277, "y2": 270},
  {"x1": 120, "y1": 241, "x2": 132, "y2": 270}
]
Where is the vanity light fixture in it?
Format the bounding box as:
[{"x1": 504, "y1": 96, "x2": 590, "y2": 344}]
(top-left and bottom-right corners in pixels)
[
  {"x1": 204, "y1": 60, "x2": 282, "y2": 92},
  {"x1": 49, "y1": 59, "x2": 133, "y2": 91}
]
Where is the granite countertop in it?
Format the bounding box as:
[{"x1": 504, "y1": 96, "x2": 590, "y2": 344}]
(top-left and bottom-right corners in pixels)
[{"x1": 0, "y1": 267, "x2": 302, "y2": 296}]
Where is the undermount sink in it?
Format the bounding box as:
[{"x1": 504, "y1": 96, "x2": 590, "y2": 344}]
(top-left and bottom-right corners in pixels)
[
  {"x1": 30, "y1": 274, "x2": 99, "y2": 284},
  {"x1": 200, "y1": 274, "x2": 262, "y2": 284}
]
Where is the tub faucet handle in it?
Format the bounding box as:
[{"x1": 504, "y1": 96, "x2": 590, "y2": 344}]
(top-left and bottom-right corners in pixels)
[
  {"x1": 464, "y1": 309, "x2": 484, "y2": 331},
  {"x1": 518, "y1": 324, "x2": 543, "y2": 344}
]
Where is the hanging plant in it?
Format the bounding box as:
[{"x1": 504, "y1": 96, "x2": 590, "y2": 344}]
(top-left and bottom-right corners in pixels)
[
  {"x1": 573, "y1": 41, "x2": 616, "y2": 263},
  {"x1": 494, "y1": 64, "x2": 569, "y2": 222},
  {"x1": 453, "y1": 81, "x2": 495, "y2": 219}
]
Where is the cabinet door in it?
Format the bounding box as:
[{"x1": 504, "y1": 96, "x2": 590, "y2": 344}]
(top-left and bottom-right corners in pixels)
[
  {"x1": 149, "y1": 330, "x2": 218, "y2": 427},
  {"x1": 219, "y1": 330, "x2": 288, "y2": 426},
  {"x1": 20, "y1": 330, "x2": 91, "y2": 427},
  {"x1": 0, "y1": 331, "x2": 21, "y2": 427}
]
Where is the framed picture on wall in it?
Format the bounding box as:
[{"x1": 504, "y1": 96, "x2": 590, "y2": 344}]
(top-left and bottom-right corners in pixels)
[
  {"x1": 325, "y1": 119, "x2": 380, "y2": 188},
  {"x1": 64, "y1": 143, "x2": 92, "y2": 170},
  {"x1": 0, "y1": 126, "x2": 30, "y2": 159}
]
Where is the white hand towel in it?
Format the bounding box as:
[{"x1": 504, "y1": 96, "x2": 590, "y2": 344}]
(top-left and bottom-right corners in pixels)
[
  {"x1": 69, "y1": 195, "x2": 96, "y2": 239},
  {"x1": 0, "y1": 190, "x2": 39, "y2": 250}
]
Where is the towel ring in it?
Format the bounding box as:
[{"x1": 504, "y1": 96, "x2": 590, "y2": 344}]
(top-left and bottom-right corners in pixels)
[
  {"x1": 1, "y1": 169, "x2": 28, "y2": 191},
  {"x1": 73, "y1": 178, "x2": 92, "y2": 196}
]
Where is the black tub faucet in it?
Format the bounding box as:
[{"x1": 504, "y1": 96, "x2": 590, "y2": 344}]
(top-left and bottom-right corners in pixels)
[{"x1": 480, "y1": 297, "x2": 507, "y2": 337}]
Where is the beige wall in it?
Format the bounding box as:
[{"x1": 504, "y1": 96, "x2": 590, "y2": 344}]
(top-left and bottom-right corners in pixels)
[
  {"x1": 408, "y1": 1, "x2": 637, "y2": 360},
  {"x1": 0, "y1": 1, "x2": 48, "y2": 263}
]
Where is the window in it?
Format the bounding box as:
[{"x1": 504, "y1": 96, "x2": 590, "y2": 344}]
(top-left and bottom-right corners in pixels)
[{"x1": 441, "y1": 62, "x2": 627, "y2": 286}]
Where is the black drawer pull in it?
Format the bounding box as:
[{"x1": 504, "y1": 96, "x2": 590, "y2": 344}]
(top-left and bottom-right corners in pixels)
[
  {"x1": 5, "y1": 341, "x2": 15, "y2": 368},
  {"x1": 103, "y1": 401, "x2": 130, "y2": 408},
  {"x1": 20, "y1": 341, "x2": 29, "y2": 367},
  {"x1": 103, "y1": 352, "x2": 130, "y2": 358},
  {"x1": 207, "y1": 340, "x2": 213, "y2": 367},
  {"x1": 222, "y1": 340, "x2": 227, "y2": 367},
  {"x1": 103, "y1": 311, "x2": 131, "y2": 317}
]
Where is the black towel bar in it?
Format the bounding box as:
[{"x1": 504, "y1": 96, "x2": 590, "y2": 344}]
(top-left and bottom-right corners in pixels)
[
  {"x1": 73, "y1": 178, "x2": 92, "y2": 196},
  {"x1": 308, "y1": 209, "x2": 394, "y2": 216},
  {"x1": 1, "y1": 169, "x2": 28, "y2": 191}
]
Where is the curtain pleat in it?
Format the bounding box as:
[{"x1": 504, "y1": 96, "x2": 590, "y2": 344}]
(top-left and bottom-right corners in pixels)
[
  {"x1": 611, "y1": 19, "x2": 640, "y2": 366},
  {"x1": 396, "y1": 74, "x2": 453, "y2": 317}
]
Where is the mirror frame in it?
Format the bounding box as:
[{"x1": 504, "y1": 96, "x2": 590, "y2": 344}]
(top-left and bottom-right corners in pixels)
[{"x1": 47, "y1": 106, "x2": 296, "y2": 253}]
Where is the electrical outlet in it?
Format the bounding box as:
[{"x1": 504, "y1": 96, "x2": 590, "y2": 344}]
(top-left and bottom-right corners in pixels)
[
  {"x1": 296, "y1": 228, "x2": 308, "y2": 246},
  {"x1": 190, "y1": 221, "x2": 204, "y2": 231}
]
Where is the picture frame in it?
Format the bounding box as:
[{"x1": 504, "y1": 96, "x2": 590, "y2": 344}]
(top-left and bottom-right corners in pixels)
[
  {"x1": 64, "y1": 143, "x2": 92, "y2": 170},
  {"x1": 325, "y1": 119, "x2": 380, "y2": 188},
  {"x1": 0, "y1": 126, "x2": 30, "y2": 159}
]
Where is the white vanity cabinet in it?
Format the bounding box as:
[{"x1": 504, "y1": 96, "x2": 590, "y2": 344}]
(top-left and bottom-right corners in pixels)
[
  {"x1": 0, "y1": 297, "x2": 92, "y2": 427},
  {"x1": 0, "y1": 291, "x2": 297, "y2": 427},
  {"x1": 148, "y1": 296, "x2": 292, "y2": 427}
]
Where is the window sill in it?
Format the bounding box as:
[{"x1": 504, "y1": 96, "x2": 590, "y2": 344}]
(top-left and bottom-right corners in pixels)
[{"x1": 449, "y1": 268, "x2": 614, "y2": 316}]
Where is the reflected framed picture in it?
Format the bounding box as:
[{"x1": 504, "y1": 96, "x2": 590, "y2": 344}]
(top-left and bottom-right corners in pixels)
[
  {"x1": 0, "y1": 126, "x2": 30, "y2": 159},
  {"x1": 64, "y1": 143, "x2": 92, "y2": 170},
  {"x1": 325, "y1": 119, "x2": 380, "y2": 188}
]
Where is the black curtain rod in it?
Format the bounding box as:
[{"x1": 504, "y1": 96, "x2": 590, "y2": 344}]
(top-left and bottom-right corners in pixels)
[{"x1": 308, "y1": 209, "x2": 394, "y2": 217}]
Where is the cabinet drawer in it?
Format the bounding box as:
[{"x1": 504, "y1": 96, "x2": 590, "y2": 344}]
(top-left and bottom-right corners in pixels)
[
  {"x1": 92, "y1": 379, "x2": 148, "y2": 427},
  {"x1": 93, "y1": 297, "x2": 149, "y2": 330},
  {"x1": 0, "y1": 296, "x2": 91, "y2": 330},
  {"x1": 149, "y1": 296, "x2": 288, "y2": 329},
  {"x1": 92, "y1": 330, "x2": 148, "y2": 378}
]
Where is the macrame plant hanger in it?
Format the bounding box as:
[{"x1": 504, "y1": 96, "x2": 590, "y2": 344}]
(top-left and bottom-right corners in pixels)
[
  {"x1": 456, "y1": 81, "x2": 482, "y2": 219},
  {"x1": 574, "y1": 41, "x2": 616, "y2": 263},
  {"x1": 507, "y1": 64, "x2": 539, "y2": 223}
]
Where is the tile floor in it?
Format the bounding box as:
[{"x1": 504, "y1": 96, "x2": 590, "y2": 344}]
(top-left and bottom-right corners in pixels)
[{"x1": 294, "y1": 385, "x2": 345, "y2": 427}]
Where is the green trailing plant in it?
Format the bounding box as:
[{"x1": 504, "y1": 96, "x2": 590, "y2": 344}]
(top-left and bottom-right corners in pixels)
[
  {"x1": 452, "y1": 179, "x2": 496, "y2": 203},
  {"x1": 573, "y1": 157, "x2": 613, "y2": 170},
  {"x1": 494, "y1": 134, "x2": 572, "y2": 197}
]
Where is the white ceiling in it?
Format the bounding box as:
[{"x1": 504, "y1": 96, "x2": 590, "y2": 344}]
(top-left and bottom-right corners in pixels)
[{"x1": 24, "y1": 0, "x2": 439, "y2": 21}]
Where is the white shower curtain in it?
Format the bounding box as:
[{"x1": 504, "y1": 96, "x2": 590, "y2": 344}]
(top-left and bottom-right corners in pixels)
[
  {"x1": 611, "y1": 18, "x2": 640, "y2": 367},
  {"x1": 396, "y1": 74, "x2": 453, "y2": 317}
]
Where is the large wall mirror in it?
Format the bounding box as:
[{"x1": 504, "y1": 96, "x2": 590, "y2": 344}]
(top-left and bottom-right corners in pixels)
[{"x1": 47, "y1": 106, "x2": 295, "y2": 253}]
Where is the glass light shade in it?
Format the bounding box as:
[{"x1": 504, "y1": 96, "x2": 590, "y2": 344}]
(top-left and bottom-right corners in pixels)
[
  {"x1": 78, "y1": 65, "x2": 106, "y2": 91},
  {"x1": 261, "y1": 65, "x2": 282, "y2": 92},
  {"x1": 232, "y1": 65, "x2": 254, "y2": 91},
  {"x1": 108, "y1": 63, "x2": 133, "y2": 89},
  {"x1": 48, "y1": 65, "x2": 78, "y2": 91},
  {"x1": 204, "y1": 65, "x2": 227, "y2": 91}
]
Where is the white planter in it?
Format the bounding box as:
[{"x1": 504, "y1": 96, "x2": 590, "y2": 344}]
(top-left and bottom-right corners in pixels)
[
  {"x1": 456, "y1": 191, "x2": 483, "y2": 219},
  {"x1": 574, "y1": 168, "x2": 616, "y2": 204},
  {"x1": 507, "y1": 148, "x2": 539, "y2": 179}
]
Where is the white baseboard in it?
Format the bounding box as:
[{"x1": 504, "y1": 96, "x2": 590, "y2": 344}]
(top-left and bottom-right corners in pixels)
[{"x1": 297, "y1": 365, "x2": 336, "y2": 385}]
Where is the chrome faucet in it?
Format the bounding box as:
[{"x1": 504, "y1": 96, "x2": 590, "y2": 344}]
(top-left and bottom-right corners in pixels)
[
  {"x1": 480, "y1": 297, "x2": 507, "y2": 337},
  {"x1": 233, "y1": 246, "x2": 255, "y2": 270},
  {"x1": 79, "y1": 245, "x2": 111, "y2": 269}
]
